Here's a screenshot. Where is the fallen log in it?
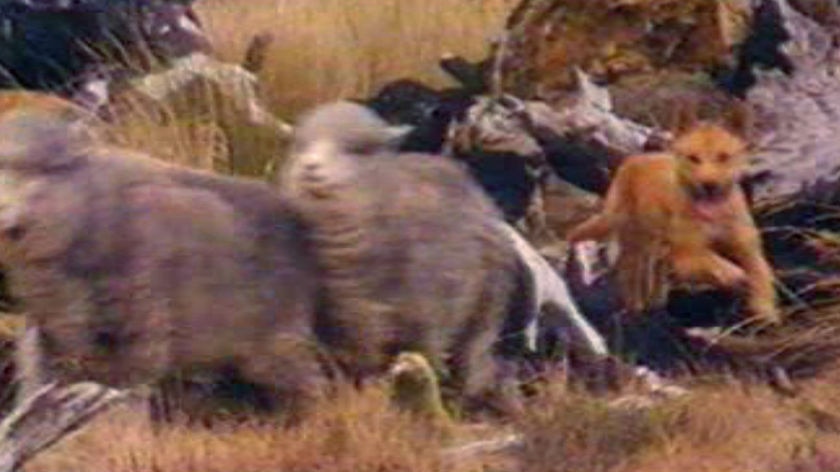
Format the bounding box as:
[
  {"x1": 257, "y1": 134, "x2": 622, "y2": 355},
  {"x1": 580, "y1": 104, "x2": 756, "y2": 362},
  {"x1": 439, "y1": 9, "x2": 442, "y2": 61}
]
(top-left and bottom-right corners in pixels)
[
  {"x1": 0, "y1": 382, "x2": 128, "y2": 472},
  {"x1": 443, "y1": 69, "x2": 661, "y2": 240}
]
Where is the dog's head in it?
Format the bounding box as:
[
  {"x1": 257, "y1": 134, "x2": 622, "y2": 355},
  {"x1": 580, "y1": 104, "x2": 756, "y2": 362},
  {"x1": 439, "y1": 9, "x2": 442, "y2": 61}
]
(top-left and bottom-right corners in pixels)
[
  {"x1": 669, "y1": 101, "x2": 752, "y2": 203},
  {"x1": 672, "y1": 124, "x2": 749, "y2": 202}
]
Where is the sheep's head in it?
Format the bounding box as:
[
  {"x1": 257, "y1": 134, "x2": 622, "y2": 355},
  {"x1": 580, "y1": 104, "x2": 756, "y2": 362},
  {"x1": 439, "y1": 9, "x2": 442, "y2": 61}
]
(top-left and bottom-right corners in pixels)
[
  {"x1": 281, "y1": 101, "x2": 411, "y2": 198},
  {"x1": 0, "y1": 110, "x2": 93, "y2": 262}
]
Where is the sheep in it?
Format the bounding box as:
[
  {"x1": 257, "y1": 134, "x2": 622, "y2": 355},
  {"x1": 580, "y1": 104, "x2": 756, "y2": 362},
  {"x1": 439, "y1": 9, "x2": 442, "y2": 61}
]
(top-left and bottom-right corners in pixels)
[{"x1": 0, "y1": 110, "x2": 326, "y2": 423}]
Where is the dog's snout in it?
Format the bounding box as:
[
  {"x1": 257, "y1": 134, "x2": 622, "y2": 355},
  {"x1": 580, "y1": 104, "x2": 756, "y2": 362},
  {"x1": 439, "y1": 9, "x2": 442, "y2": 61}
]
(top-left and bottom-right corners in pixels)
[
  {"x1": 697, "y1": 181, "x2": 722, "y2": 198},
  {"x1": 700, "y1": 182, "x2": 718, "y2": 194}
]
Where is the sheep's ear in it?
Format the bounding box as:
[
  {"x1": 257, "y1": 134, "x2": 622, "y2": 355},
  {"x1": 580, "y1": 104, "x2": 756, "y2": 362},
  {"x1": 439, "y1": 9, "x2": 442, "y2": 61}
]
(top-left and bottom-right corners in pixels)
[{"x1": 383, "y1": 125, "x2": 413, "y2": 149}]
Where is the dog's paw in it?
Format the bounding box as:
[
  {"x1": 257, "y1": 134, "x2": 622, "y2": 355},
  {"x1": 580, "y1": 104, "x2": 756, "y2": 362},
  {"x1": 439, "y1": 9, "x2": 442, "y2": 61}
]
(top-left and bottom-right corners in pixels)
[
  {"x1": 711, "y1": 262, "x2": 747, "y2": 288},
  {"x1": 747, "y1": 299, "x2": 782, "y2": 326}
]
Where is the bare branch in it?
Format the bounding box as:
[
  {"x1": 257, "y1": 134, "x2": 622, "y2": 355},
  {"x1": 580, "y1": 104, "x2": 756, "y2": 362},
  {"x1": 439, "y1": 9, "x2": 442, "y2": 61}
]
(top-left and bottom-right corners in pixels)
[
  {"x1": 446, "y1": 72, "x2": 662, "y2": 196},
  {"x1": 0, "y1": 383, "x2": 128, "y2": 472},
  {"x1": 440, "y1": 433, "x2": 523, "y2": 460}
]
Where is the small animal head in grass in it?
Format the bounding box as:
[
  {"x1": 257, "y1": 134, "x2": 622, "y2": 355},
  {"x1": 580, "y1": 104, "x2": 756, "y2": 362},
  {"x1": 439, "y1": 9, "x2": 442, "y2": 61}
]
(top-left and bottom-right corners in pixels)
[{"x1": 387, "y1": 352, "x2": 451, "y2": 423}]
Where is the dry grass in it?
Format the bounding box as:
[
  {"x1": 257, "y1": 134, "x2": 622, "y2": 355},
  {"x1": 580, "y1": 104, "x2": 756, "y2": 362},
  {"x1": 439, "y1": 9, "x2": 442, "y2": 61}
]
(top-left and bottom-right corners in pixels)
[
  {"x1": 518, "y1": 386, "x2": 670, "y2": 472},
  {"x1": 19, "y1": 376, "x2": 840, "y2": 472},
  {"x1": 517, "y1": 377, "x2": 840, "y2": 472},
  {"x1": 197, "y1": 0, "x2": 513, "y2": 119},
  {"x1": 24, "y1": 385, "x2": 495, "y2": 472},
  {"x1": 96, "y1": 0, "x2": 513, "y2": 179}
]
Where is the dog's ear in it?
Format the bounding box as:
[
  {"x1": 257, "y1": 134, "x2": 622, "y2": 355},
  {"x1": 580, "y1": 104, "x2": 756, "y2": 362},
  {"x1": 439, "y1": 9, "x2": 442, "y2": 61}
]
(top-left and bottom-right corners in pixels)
[
  {"x1": 724, "y1": 99, "x2": 754, "y2": 140},
  {"x1": 668, "y1": 97, "x2": 698, "y2": 135}
]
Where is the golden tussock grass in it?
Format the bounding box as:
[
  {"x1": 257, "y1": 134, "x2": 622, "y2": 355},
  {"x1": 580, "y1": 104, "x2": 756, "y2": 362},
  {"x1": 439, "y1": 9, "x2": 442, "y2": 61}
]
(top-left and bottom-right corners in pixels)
[
  {"x1": 518, "y1": 377, "x2": 840, "y2": 472},
  {"x1": 19, "y1": 377, "x2": 840, "y2": 472},
  {"x1": 99, "y1": 0, "x2": 514, "y2": 178},
  {"x1": 197, "y1": 0, "x2": 514, "y2": 119},
  {"x1": 24, "y1": 385, "x2": 492, "y2": 472}
]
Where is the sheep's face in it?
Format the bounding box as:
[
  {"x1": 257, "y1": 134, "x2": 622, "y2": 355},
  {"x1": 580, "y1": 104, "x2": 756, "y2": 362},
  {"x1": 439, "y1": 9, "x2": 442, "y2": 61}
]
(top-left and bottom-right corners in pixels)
[{"x1": 282, "y1": 101, "x2": 411, "y2": 198}]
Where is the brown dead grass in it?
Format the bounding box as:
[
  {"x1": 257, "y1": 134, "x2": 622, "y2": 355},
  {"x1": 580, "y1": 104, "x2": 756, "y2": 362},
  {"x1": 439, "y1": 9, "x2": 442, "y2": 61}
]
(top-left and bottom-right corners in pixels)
[
  {"x1": 197, "y1": 0, "x2": 514, "y2": 120},
  {"x1": 21, "y1": 376, "x2": 840, "y2": 472},
  {"x1": 24, "y1": 385, "x2": 495, "y2": 472},
  {"x1": 97, "y1": 0, "x2": 513, "y2": 179},
  {"x1": 518, "y1": 377, "x2": 840, "y2": 472}
]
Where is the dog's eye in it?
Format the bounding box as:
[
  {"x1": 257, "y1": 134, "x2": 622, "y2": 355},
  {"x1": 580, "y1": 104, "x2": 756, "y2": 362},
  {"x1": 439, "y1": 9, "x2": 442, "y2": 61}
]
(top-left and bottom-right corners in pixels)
[
  {"x1": 685, "y1": 154, "x2": 701, "y2": 164},
  {"x1": 717, "y1": 153, "x2": 731, "y2": 163}
]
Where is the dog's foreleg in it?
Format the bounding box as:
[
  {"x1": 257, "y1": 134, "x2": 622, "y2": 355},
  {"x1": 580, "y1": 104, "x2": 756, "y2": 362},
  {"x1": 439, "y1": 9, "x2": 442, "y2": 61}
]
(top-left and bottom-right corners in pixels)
[
  {"x1": 670, "y1": 245, "x2": 747, "y2": 289},
  {"x1": 566, "y1": 213, "x2": 615, "y2": 243},
  {"x1": 723, "y1": 222, "x2": 781, "y2": 325}
]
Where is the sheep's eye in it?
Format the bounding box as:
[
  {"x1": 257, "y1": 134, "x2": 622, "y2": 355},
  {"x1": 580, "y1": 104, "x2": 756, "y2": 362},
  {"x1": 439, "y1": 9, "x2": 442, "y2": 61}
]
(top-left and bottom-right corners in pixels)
[{"x1": 346, "y1": 141, "x2": 382, "y2": 156}]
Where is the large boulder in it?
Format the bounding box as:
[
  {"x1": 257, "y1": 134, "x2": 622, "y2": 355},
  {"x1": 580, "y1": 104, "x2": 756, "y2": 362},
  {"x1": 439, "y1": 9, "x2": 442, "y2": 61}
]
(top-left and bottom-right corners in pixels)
[{"x1": 497, "y1": 0, "x2": 752, "y2": 123}]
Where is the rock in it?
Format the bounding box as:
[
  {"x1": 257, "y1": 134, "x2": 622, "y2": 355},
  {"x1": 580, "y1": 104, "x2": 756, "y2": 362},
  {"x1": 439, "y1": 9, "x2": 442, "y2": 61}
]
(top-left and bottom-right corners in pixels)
[{"x1": 498, "y1": 0, "x2": 752, "y2": 109}]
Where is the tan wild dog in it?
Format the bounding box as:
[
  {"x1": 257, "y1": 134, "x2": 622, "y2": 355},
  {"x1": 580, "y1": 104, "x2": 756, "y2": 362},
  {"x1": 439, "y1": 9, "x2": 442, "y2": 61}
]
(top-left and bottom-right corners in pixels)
[{"x1": 567, "y1": 103, "x2": 780, "y2": 325}]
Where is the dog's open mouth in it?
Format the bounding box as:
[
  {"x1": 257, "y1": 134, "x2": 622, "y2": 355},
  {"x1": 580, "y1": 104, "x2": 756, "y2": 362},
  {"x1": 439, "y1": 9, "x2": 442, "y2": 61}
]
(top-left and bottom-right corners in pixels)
[
  {"x1": 688, "y1": 184, "x2": 731, "y2": 220},
  {"x1": 692, "y1": 199, "x2": 728, "y2": 220}
]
